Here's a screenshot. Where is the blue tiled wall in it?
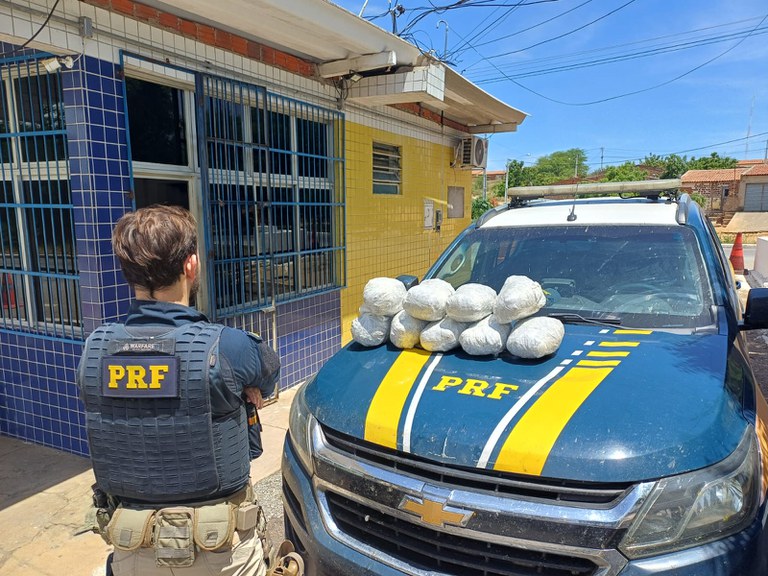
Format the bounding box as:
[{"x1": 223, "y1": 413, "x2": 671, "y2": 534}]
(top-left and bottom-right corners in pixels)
[
  {"x1": 0, "y1": 46, "x2": 343, "y2": 455},
  {"x1": 0, "y1": 332, "x2": 87, "y2": 455}
]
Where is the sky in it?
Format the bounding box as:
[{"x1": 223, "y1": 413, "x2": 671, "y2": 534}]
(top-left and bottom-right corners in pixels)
[{"x1": 332, "y1": 0, "x2": 768, "y2": 172}]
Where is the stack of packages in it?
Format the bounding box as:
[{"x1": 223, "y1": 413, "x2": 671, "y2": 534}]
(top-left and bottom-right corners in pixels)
[{"x1": 351, "y1": 276, "x2": 565, "y2": 359}]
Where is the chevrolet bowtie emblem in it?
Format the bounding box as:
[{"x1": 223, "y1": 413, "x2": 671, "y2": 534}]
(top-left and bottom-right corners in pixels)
[{"x1": 398, "y1": 495, "x2": 474, "y2": 528}]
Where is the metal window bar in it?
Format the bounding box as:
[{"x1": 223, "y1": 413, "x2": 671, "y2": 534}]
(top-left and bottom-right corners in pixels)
[
  {"x1": 0, "y1": 57, "x2": 81, "y2": 340},
  {"x1": 199, "y1": 73, "x2": 345, "y2": 319}
]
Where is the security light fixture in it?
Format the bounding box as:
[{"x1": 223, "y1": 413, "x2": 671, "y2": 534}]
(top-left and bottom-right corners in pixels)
[{"x1": 42, "y1": 56, "x2": 75, "y2": 73}]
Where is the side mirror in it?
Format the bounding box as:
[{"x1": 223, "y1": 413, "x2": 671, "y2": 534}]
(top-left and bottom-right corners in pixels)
[
  {"x1": 396, "y1": 274, "x2": 419, "y2": 290},
  {"x1": 742, "y1": 288, "x2": 768, "y2": 330}
]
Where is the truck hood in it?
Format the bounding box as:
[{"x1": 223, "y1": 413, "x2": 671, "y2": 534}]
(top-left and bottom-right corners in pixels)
[{"x1": 304, "y1": 325, "x2": 747, "y2": 483}]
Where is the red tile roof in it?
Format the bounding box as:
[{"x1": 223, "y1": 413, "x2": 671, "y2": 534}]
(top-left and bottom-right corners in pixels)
[
  {"x1": 681, "y1": 168, "x2": 748, "y2": 183},
  {"x1": 745, "y1": 163, "x2": 768, "y2": 176}
]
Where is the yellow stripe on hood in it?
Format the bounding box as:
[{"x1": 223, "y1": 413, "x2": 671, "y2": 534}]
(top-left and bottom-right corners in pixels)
[
  {"x1": 364, "y1": 348, "x2": 432, "y2": 449},
  {"x1": 493, "y1": 366, "x2": 614, "y2": 475}
]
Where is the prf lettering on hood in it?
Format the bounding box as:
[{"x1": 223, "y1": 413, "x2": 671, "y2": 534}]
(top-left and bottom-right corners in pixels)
[{"x1": 432, "y1": 375, "x2": 518, "y2": 399}]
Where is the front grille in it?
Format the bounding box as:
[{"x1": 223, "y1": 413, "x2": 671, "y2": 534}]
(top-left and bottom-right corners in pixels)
[
  {"x1": 326, "y1": 492, "x2": 598, "y2": 576},
  {"x1": 322, "y1": 425, "x2": 632, "y2": 505}
]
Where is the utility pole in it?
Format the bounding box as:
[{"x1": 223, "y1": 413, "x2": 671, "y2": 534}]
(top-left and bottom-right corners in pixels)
[{"x1": 600, "y1": 147, "x2": 604, "y2": 171}]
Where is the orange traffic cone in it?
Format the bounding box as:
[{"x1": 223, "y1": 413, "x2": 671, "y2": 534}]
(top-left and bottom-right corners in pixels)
[{"x1": 730, "y1": 232, "x2": 744, "y2": 275}]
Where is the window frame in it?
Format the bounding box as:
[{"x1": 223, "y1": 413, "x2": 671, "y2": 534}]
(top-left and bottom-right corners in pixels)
[
  {"x1": 372, "y1": 141, "x2": 402, "y2": 195},
  {"x1": 0, "y1": 59, "x2": 81, "y2": 339}
]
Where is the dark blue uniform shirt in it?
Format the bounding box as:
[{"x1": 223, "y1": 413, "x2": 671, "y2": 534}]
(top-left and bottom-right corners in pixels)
[{"x1": 124, "y1": 300, "x2": 279, "y2": 417}]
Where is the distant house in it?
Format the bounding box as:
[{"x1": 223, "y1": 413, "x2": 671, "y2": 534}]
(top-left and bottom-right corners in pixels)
[
  {"x1": 471, "y1": 169, "x2": 506, "y2": 196},
  {"x1": 681, "y1": 162, "x2": 768, "y2": 224}
]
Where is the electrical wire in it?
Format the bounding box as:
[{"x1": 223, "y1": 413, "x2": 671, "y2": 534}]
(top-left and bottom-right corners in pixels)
[
  {"x1": 0, "y1": 0, "x2": 61, "y2": 57},
  {"x1": 454, "y1": 10, "x2": 768, "y2": 106},
  {"x1": 472, "y1": 25, "x2": 768, "y2": 84},
  {"x1": 469, "y1": 0, "x2": 596, "y2": 51},
  {"x1": 467, "y1": 15, "x2": 765, "y2": 75},
  {"x1": 480, "y1": 0, "x2": 640, "y2": 61}
]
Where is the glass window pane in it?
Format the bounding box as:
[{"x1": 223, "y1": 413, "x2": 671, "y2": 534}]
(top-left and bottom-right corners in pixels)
[
  {"x1": 297, "y1": 118, "x2": 327, "y2": 178},
  {"x1": 126, "y1": 77, "x2": 188, "y2": 165},
  {"x1": 21, "y1": 180, "x2": 79, "y2": 327},
  {"x1": 134, "y1": 179, "x2": 189, "y2": 210},
  {"x1": 13, "y1": 73, "x2": 66, "y2": 162}
]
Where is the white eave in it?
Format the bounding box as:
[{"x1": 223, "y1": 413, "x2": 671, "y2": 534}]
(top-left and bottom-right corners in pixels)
[{"x1": 139, "y1": 0, "x2": 528, "y2": 133}]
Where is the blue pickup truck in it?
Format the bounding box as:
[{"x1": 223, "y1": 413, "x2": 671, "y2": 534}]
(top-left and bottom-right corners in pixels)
[{"x1": 282, "y1": 192, "x2": 768, "y2": 576}]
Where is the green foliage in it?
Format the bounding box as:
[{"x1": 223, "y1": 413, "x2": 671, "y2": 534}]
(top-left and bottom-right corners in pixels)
[
  {"x1": 641, "y1": 152, "x2": 739, "y2": 179},
  {"x1": 600, "y1": 162, "x2": 649, "y2": 182},
  {"x1": 690, "y1": 193, "x2": 706, "y2": 208},
  {"x1": 529, "y1": 148, "x2": 589, "y2": 185},
  {"x1": 472, "y1": 174, "x2": 484, "y2": 194},
  {"x1": 472, "y1": 197, "x2": 493, "y2": 221},
  {"x1": 491, "y1": 179, "x2": 506, "y2": 198}
]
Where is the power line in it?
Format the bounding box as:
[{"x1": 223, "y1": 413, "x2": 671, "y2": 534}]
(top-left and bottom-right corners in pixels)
[
  {"x1": 467, "y1": 16, "x2": 765, "y2": 77},
  {"x1": 0, "y1": 0, "x2": 61, "y2": 57},
  {"x1": 479, "y1": 0, "x2": 640, "y2": 61},
  {"x1": 464, "y1": 10, "x2": 768, "y2": 106},
  {"x1": 466, "y1": 0, "x2": 596, "y2": 53},
  {"x1": 472, "y1": 25, "x2": 768, "y2": 83}
]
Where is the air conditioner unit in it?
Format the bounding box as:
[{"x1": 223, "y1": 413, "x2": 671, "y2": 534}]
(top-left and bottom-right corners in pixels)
[{"x1": 457, "y1": 136, "x2": 488, "y2": 169}]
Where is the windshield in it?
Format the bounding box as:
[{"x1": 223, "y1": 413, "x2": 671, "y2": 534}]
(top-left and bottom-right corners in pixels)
[{"x1": 431, "y1": 225, "x2": 715, "y2": 330}]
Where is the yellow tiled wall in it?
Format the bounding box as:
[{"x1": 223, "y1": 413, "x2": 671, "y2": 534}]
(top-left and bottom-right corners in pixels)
[{"x1": 342, "y1": 121, "x2": 473, "y2": 343}]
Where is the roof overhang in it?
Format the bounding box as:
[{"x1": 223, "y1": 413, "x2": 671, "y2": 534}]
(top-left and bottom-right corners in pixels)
[{"x1": 138, "y1": 0, "x2": 527, "y2": 133}]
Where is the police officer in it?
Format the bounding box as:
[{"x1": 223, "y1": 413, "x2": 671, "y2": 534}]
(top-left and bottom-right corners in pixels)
[{"x1": 77, "y1": 205, "x2": 302, "y2": 576}]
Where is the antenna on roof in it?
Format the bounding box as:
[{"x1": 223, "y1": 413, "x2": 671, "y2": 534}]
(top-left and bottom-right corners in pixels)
[{"x1": 567, "y1": 153, "x2": 580, "y2": 222}]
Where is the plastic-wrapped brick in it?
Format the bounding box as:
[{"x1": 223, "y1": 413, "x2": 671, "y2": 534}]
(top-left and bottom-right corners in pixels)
[
  {"x1": 403, "y1": 279, "x2": 455, "y2": 321},
  {"x1": 362, "y1": 277, "x2": 407, "y2": 316},
  {"x1": 420, "y1": 317, "x2": 467, "y2": 352},
  {"x1": 459, "y1": 315, "x2": 511, "y2": 356},
  {"x1": 351, "y1": 313, "x2": 392, "y2": 347},
  {"x1": 390, "y1": 310, "x2": 428, "y2": 349},
  {"x1": 506, "y1": 316, "x2": 564, "y2": 359},
  {"x1": 494, "y1": 275, "x2": 546, "y2": 324},
  {"x1": 446, "y1": 283, "x2": 497, "y2": 323}
]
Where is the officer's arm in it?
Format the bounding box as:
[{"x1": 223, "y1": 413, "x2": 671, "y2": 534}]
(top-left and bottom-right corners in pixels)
[
  {"x1": 243, "y1": 332, "x2": 280, "y2": 399},
  {"x1": 219, "y1": 329, "x2": 280, "y2": 399}
]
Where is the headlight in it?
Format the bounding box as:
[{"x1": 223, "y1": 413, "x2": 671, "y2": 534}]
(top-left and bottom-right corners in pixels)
[
  {"x1": 288, "y1": 380, "x2": 315, "y2": 474},
  {"x1": 620, "y1": 427, "x2": 760, "y2": 559}
]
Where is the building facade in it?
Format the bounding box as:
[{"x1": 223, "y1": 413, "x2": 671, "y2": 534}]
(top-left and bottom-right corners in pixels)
[{"x1": 0, "y1": 0, "x2": 525, "y2": 455}]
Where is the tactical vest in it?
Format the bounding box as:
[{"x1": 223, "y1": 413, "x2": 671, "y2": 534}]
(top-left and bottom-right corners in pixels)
[{"x1": 79, "y1": 322, "x2": 250, "y2": 504}]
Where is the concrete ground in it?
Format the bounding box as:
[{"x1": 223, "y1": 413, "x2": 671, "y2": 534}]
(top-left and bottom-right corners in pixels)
[{"x1": 0, "y1": 387, "x2": 296, "y2": 576}]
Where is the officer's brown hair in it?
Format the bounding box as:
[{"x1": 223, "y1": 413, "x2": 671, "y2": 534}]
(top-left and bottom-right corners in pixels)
[{"x1": 112, "y1": 205, "x2": 198, "y2": 294}]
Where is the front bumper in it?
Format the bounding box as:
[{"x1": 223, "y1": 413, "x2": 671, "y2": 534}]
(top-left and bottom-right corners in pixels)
[{"x1": 282, "y1": 435, "x2": 768, "y2": 576}]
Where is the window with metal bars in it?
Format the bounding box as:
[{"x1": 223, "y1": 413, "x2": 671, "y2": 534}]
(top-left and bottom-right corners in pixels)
[
  {"x1": 200, "y1": 75, "x2": 345, "y2": 318},
  {"x1": 0, "y1": 59, "x2": 80, "y2": 340},
  {"x1": 372, "y1": 142, "x2": 401, "y2": 195}
]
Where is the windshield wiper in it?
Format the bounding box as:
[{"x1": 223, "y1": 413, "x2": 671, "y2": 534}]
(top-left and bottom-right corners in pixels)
[{"x1": 547, "y1": 312, "x2": 622, "y2": 326}]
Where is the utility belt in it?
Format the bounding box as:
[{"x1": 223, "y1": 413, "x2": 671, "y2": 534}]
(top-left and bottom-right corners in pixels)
[{"x1": 85, "y1": 485, "x2": 268, "y2": 569}]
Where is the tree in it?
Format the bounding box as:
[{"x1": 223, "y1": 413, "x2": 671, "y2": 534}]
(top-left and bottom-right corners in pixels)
[
  {"x1": 600, "y1": 162, "x2": 649, "y2": 182},
  {"x1": 641, "y1": 152, "x2": 739, "y2": 179},
  {"x1": 529, "y1": 149, "x2": 589, "y2": 185},
  {"x1": 472, "y1": 197, "x2": 493, "y2": 221}
]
